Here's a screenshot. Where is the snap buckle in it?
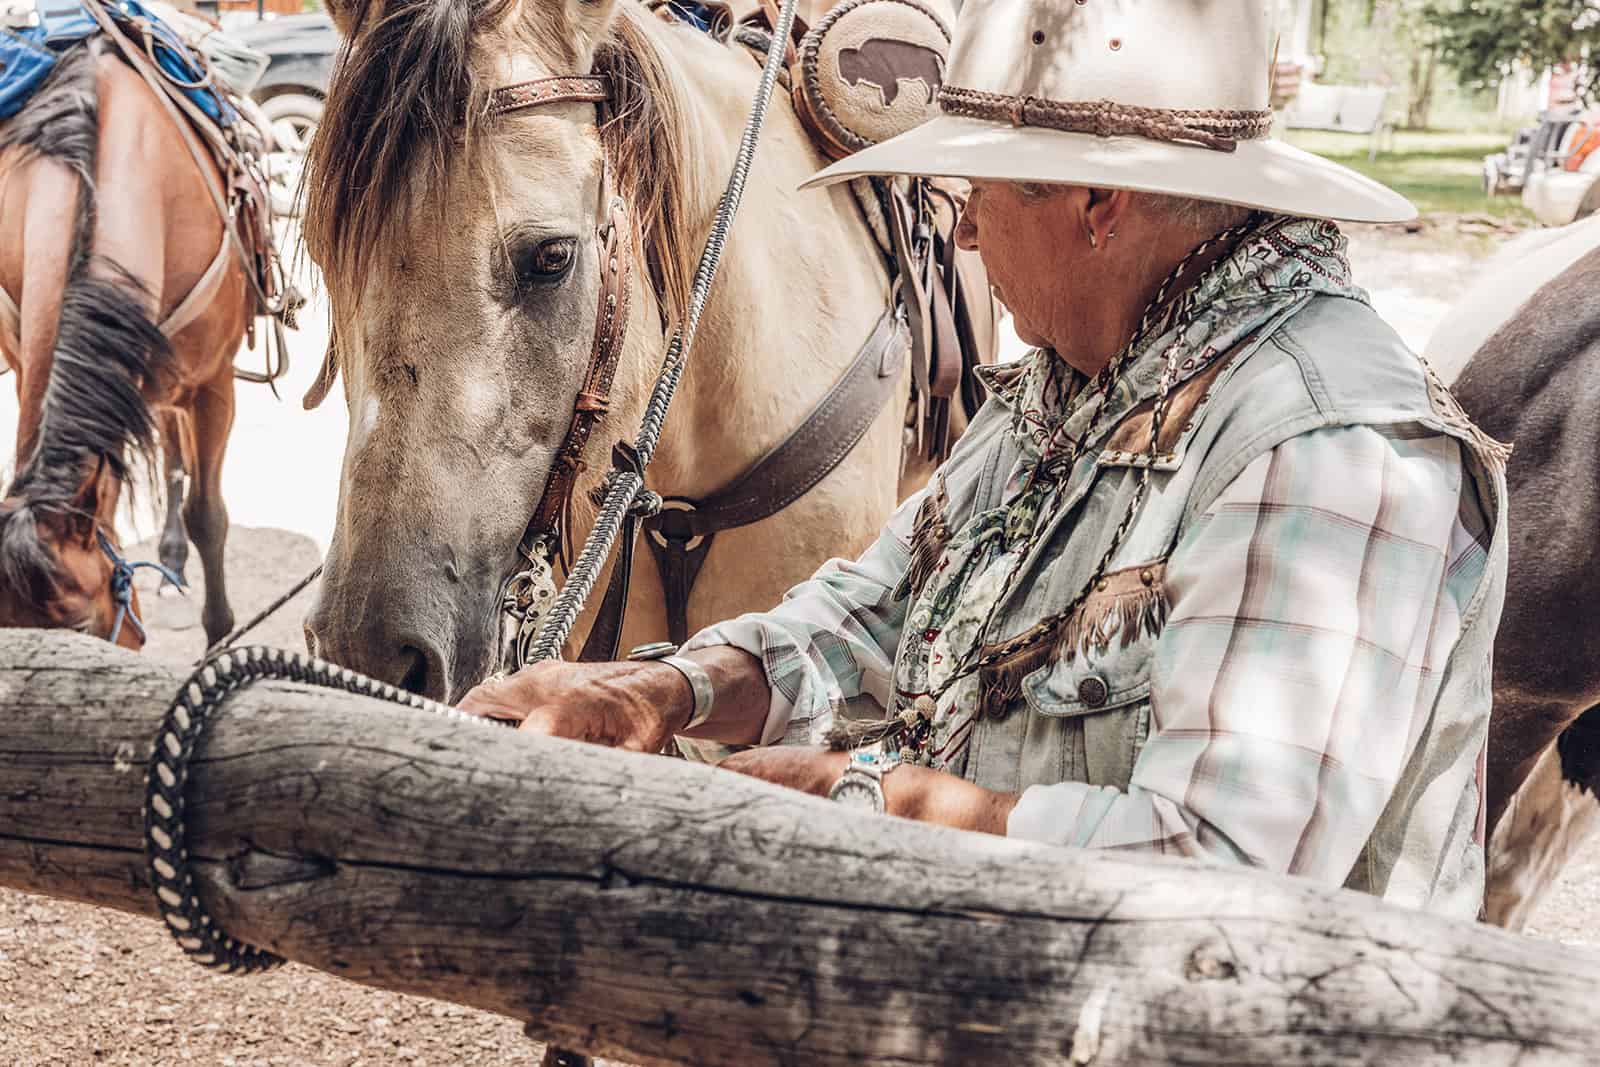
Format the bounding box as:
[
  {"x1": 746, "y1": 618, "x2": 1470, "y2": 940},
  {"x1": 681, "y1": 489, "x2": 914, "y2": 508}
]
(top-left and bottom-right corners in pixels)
[{"x1": 1077, "y1": 674, "x2": 1109, "y2": 708}]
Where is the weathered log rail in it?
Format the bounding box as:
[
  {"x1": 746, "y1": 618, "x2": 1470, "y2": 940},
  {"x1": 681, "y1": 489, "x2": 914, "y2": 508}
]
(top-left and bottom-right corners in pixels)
[{"x1": 1, "y1": 629, "x2": 1596, "y2": 1065}]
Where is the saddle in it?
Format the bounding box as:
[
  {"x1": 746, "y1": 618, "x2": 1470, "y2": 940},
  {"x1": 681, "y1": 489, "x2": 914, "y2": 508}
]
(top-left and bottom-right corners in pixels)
[
  {"x1": 0, "y1": 0, "x2": 298, "y2": 383},
  {"x1": 655, "y1": 0, "x2": 997, "y2": 464}
]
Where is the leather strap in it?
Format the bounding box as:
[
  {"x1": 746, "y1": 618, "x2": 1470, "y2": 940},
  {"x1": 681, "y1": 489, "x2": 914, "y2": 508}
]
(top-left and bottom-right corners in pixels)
[
  {"x1": 888, "y1": 187, "x2": 932, "y2": 456},
  {"x1": 755, "y1": 0, "x2": 808, "y2": 66},
  {"x1": 577, "y1": 508, "x2": 640, "y2": 662},
  {"x1": 643, "y1": 508, "x2": 713, "y2": 647},
  {"x1": 84, "y1": 1, "x2": 282, "y2": 319},
  {"x1": 0, "y1": 285, "x2": 20, "y2": 359},
  {"x1": 487, "y1": 76, "x2": 613, "y2": 117},
  {"x1": 580, "y1": 307, "x2": 906, "y2": 649},
  {"x1": 159, "y1": 237, "x2": 232, "y2": 339},
  {"x1": 524, "y1": 193, "x2": 633, "y2": 550},
  {"x1": 649, "y1": 306, "x2": 905, "y2": 541}
]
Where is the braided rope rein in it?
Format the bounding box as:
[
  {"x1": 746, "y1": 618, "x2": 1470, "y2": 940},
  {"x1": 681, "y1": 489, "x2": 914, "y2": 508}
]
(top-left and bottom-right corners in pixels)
[
  {"x1": 144, "y1": 645, "x2": 503, "y2": 973},
  {"x1": 520, "y1": 0, "x2": 803, "y2": 665}
]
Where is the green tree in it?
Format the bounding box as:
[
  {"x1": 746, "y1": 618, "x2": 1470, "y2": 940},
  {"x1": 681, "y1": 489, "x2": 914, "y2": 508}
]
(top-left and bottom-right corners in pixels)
[
  {"x1": 1426, "y1": 0, "x2": 1600, "y2": 102},
  {"x1": 1319, "y1": 0, "x2": 1444, "y2": 127}
]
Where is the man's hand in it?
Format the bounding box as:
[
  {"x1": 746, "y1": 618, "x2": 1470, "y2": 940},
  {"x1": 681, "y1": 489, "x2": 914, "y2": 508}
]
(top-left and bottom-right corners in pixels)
[
  {"x1": 719, "y1": 745, "x2": 1021, "y2": 835},
  {"x1": 459, "y1": 647, "x2": 777, "y2": 750},
  {"x1": 457, "y1": 660, "x2": 689, "y2": 752}
]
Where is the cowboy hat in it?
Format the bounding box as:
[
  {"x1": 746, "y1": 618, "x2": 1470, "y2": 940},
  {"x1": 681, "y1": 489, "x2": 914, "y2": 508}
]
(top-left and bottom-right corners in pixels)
[{"x1": 802, "y1": 0, "x2": 1416, "y2": 223}]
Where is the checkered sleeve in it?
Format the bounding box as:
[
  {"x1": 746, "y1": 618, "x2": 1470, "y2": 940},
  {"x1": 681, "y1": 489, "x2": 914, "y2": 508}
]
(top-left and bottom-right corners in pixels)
[
  {"x1": 679, "y1": 488, "x2": 921, "y2": 747},
  {"x1": 1007, "y1": 424, "x2": 1486, "y2": 886}
]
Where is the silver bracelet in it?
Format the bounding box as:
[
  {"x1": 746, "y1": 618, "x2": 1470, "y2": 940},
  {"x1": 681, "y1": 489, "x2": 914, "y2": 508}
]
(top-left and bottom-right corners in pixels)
[{"x1": 628, "y1": 642, "x2": 715, "y2": 731}]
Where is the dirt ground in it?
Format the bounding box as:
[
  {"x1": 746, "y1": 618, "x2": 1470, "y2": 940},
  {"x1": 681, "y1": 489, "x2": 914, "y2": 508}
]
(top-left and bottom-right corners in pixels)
[{"x1": 3, "y1": 218, "x2": 1597, "y2": 1065}]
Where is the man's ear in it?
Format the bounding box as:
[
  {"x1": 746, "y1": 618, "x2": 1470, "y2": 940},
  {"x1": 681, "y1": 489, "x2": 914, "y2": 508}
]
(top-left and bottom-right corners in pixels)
[{"x1": 1083, "y1": 186, "x2": 1136, "y2": 243}]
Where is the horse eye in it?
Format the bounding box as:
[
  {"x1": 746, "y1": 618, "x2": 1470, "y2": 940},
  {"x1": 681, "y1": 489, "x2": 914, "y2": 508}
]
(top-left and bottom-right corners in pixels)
[{"x1": 516, "y1": 238, "x2": 577, "y2": 286}]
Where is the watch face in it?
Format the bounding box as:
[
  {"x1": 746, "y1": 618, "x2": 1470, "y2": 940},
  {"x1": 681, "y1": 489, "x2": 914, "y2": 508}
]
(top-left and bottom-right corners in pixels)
[{"x1": 829, "y1": 777, "x2": 883, "y2": 812}]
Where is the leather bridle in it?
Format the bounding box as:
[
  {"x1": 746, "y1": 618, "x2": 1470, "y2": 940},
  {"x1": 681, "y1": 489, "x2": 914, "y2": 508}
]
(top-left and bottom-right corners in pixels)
[
  {"x1": 487, "y1": 75, "x2": 633, "y2": 556},
  {"x1": 485, "y1": 65, "x2": 977, "y2": 669},
  {"x1": 485, "y1": 75, "x2": 642, "y2": 647}
]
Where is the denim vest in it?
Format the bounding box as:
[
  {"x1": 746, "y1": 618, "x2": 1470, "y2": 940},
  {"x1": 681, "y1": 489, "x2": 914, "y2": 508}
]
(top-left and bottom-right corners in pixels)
[{"x1": 922, "y1": 292, "x2": 1507, "y2": 918}]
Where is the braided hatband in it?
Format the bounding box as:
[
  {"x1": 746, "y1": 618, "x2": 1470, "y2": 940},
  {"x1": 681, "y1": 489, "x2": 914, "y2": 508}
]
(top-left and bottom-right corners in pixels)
[{"x1": 938, "y1": 86, "x2": 1273, "y2": 152}]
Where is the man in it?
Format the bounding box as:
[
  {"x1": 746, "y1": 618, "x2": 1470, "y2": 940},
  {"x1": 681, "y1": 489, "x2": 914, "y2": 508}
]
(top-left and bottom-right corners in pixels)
[{"x1": 463, "y1": 0, "x2": 1507, "y2": 919}]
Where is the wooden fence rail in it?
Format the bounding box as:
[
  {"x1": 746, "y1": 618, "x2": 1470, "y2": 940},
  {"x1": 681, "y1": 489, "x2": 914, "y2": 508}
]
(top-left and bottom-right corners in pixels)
[{"x1": 1, "y1": 630, "x2": 1597, "y2": 1065}]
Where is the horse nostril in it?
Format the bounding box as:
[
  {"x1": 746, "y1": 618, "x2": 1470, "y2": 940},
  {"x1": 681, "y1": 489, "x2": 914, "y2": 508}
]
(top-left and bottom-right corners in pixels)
[{"x1": 398, "y1": 645, "x2": 429, "y2": 696}]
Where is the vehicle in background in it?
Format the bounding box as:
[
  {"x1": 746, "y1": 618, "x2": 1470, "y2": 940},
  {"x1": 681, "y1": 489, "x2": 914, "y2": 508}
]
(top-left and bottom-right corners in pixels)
[
  {"x1": 1482, "y1": 125, "x2": 1534, "y2": 197},
  {"x1": 1484, "y1": 109, "x2": 1600, "y2": 227},
  {"x1": 225, "y1": 11, "x2": 338, "y2": 218}
]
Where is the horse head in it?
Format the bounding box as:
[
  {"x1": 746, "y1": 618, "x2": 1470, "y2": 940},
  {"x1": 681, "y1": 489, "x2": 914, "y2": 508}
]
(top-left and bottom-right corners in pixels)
[
  {"x1": 0, "y1": 468, "x2": 145, "y2": 651},
  {"x1": 302, "y1": 0, "x2": 703, "y2": 699}
]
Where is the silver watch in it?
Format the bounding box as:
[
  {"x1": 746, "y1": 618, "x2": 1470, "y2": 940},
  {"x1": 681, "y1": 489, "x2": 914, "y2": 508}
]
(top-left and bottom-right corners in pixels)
[
  {"x1": 827, "y1": 751, "x2": 901, "y2": 813},
  {"x1": 628, "y1": 641, "x2": 714, "y2": 730}
]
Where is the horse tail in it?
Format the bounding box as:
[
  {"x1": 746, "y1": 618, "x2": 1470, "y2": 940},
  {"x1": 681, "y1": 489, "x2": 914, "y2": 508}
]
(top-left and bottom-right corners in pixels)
[{"x1": 0, "y1": 41, "x2": 172, "y2": 600}]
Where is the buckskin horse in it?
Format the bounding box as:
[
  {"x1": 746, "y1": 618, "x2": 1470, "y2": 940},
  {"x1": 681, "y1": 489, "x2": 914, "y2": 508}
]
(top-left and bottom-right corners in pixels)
[
  {"x1": 1422, "y1": 215, "x2": 1600, "y2": 927},
  {"x1": 300, "y1": 0, "x2": 992, "y2": 703},
  {"x1": 0, "y1": 6, "x2": 285, "y2": 648}
]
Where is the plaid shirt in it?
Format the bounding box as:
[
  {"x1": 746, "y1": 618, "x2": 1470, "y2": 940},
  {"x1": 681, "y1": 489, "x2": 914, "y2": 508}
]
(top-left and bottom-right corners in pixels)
[{"x1": 685, "y1": 412, "x2": 1487, "y2": 888}]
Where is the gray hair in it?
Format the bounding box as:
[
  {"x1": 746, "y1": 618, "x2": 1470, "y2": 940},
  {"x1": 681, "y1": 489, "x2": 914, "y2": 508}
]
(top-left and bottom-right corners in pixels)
[
  {"x1": 1142, "y1": 193, "x2": 1254, "y2": 235},
  {"x1": 1014, "y1": 182, "x2": 1253, "y2": 237}
]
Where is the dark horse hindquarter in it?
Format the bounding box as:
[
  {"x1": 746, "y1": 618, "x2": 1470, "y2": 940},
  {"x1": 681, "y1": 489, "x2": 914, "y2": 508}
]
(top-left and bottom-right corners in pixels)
[{"x1": 1450, "y1": 242, "x2": 1600, "y2": 833}]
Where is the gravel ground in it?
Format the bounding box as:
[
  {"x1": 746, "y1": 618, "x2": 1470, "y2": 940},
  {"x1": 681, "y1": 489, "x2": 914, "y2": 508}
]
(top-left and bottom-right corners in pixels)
[{"x1": 3, "y1": 220, "x2": 1597, "y2": 1066}]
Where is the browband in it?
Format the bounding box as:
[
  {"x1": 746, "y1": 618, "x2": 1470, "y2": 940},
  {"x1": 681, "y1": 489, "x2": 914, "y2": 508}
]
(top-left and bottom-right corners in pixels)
[{"x1": 487, "y1": 75, "x2": 614, "y2": 117}]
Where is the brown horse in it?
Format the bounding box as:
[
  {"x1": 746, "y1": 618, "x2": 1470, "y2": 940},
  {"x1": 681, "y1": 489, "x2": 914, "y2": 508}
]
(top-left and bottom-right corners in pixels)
[
  {"x1": 0, "y1": 37, "x2": 248, "y2": 648},
  {"x1": 1423, "y1": 216, "x2": 1600, "y2": 926}
]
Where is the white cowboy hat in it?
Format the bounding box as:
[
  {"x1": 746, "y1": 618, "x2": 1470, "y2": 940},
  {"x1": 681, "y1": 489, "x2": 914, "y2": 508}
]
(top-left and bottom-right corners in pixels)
[{"x1": 802, "y1": 0, "x2": 1416, "y2": 224}]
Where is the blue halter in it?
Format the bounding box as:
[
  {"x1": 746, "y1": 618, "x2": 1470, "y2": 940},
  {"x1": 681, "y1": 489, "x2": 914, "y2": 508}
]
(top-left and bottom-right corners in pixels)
[{"x1": 96, "y1": 528, "x2": 185, "y2": 645}]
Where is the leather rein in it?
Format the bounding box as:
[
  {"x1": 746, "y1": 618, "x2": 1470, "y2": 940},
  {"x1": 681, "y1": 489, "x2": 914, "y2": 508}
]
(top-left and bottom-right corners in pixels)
[{"x1": 488, "y1": 72, "x2": 907, "y2": 665}]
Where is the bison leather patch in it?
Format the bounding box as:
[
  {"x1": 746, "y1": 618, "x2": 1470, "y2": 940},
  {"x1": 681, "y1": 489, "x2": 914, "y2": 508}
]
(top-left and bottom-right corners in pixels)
[
  {"x1": 837, "y1": 37, "x2": 944, "y2": 108},
  {"x1": 791, "y1": 0, "x2": 952, "y2": 160}
]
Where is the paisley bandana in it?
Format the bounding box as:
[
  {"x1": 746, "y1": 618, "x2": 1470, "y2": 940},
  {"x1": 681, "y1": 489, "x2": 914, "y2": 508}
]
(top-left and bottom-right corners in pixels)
[{"x1": 892, "y1": 216, "x2": 1367, "y2": 772}]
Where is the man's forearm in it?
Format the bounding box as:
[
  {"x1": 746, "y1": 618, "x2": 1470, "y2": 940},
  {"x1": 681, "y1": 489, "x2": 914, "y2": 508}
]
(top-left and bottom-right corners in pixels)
[{"x1": 650, "y1": 646, "x2": 772, "y2": 747}]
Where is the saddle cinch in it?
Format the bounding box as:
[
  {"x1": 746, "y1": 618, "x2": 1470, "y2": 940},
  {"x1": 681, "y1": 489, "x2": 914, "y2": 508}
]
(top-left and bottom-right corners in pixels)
[{"x1": 656, "y1": 0, "x2": 999, "y2": 464}]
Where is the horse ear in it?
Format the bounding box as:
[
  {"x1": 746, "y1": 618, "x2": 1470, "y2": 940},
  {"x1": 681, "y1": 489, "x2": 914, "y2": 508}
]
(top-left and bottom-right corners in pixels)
[
  {"x1": 302, "y1": 337, "x2": 340, "y2": 411},
  {"x1": 323, "y1": 0, "x2": 366, "y2": 38},
  {"x1": 65, "y1": 459, "x2": 117, "y2": 550},
  {"x1": 572, "y1": 0, "x2": 624, "y2": 67}
]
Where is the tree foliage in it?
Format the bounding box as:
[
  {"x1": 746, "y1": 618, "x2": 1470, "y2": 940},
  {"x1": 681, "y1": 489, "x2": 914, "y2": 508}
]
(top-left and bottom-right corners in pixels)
[
  {"x1": 1426, "y1": 0, "x2": 1600, "y2": 101},
  {"x1": 1318, "y1": 0, "x2": 1444, "y2": 127}
]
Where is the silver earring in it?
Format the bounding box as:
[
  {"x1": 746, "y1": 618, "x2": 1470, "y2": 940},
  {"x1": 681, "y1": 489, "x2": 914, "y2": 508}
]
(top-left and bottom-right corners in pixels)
[{"x1": 1087, "y1": 227, "x2": 1098, "y2": 249}]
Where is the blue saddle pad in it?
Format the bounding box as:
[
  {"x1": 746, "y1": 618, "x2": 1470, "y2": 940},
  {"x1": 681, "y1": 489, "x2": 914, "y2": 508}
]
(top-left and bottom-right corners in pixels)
[
  {"x1": 0, "y1": 28, "x2": 60, "y2": 121},
  {"x1": 0, "y1": 1, "x2": 236, "y2": 126}
]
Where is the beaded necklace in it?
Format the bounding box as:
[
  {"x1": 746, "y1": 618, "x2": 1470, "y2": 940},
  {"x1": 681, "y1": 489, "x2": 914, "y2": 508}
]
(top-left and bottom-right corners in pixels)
[{"x1": 828, "y1": 212, "x2": 1267, "y2": 756}]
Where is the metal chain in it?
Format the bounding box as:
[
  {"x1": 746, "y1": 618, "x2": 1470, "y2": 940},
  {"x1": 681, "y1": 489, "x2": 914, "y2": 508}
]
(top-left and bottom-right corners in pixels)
[
  {"x1": 144, "y1": 645, "x2": 503, "y2": 973},
  {"x1": 522, "y1": 0, "x2": 803, "y2": 664}
]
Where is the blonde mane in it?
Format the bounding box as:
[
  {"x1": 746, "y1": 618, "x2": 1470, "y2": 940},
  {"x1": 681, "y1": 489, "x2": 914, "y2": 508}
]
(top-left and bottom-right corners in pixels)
[{"x1": 304, "y1": 0, "x2": 707, "y2": 327}]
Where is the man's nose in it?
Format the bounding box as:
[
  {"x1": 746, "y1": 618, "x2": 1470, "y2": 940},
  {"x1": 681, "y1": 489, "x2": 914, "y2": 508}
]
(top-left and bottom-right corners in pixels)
[{"x1": 955, "y1": 190, "x2": 980, "y2": 252}]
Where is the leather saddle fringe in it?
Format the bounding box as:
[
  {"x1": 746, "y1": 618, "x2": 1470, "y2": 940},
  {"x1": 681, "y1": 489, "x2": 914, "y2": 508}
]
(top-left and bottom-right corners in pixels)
[
  {"x1": 903, "y1": 472, "x2": 950, "y2": 599},
  {"x1": 1056, "y1": 562, "x2": 1169, "y2": 664},
  {"x1": 974, "y1": 561, "x2": 1169, "y2": 719}
]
